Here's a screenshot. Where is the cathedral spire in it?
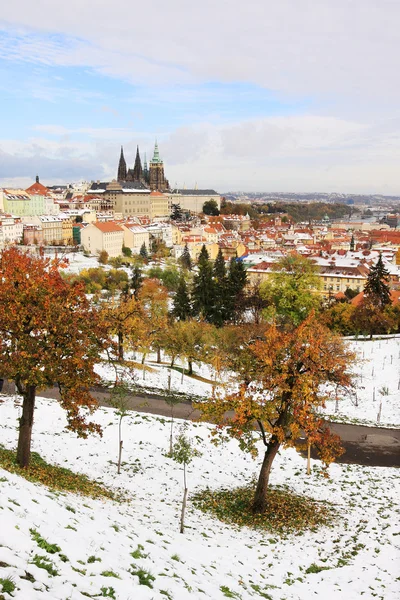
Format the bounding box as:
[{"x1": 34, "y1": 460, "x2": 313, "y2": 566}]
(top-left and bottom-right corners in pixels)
[
  {"x1": 132, "y1": 145, "x2": 143, "y2": 181},
  {"x1": 117, "y1": 146, "x2": 127, "y2": 181}
]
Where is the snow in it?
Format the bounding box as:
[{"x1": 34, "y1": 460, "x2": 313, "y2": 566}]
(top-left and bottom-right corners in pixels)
[
  {"x1": 320, "y1": 336, "x2": 400, "y2": 428},
  {"x1": 95, "y1": 336, "x2": 400, "y2": 429},
  {"x1": 0, "y1": 397, "x2": 399, "y2": 599}
]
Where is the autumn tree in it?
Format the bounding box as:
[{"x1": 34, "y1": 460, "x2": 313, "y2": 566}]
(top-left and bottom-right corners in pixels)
[
  {"x1": 102, "y1": 292, "x2": 144, "y2": 361},
  {"x1": 0, "y1": 247, "x2": 112, "y2": 467},
  {"x1": 138, "y1": 278, "x2": 169, "y2": 363},
  {"x1": 195, "y1": 315, "x2": 355, "y2": 514},
  {"x1": 260, "y1": 253, "x2": 321, "y2": 327}
]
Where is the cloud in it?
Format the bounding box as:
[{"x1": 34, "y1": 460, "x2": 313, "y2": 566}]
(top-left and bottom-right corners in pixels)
[
  {"x1": 0, "y1": 0, "x2": 399, "y2": 107},
  {"x1": 1, "y1": 114, "x2": 399, "y2": 193}
]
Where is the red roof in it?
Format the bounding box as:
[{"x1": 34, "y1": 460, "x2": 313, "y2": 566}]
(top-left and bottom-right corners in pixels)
[
  {"x1": 150, "y1": 191, "x2": 165, "y2": 197},
  {"x1": 26, "y1": 182, "x2": 50, "y2": 196},
  {"x1": 351, "y1": 290, "x2": 400, "y2": 307},
  {"x1": 93, "y1": 221, "x2": 124, "y2": 233}
]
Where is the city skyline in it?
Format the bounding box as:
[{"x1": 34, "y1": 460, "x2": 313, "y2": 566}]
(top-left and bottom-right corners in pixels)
[{"x1": 0, "y1": 0, "x2": 399, "y2": 194}]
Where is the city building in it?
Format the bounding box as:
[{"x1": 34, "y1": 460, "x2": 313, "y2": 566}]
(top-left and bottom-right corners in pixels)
[{"x1": 81, "y1": 221, "x2": 124, "y2": 257}]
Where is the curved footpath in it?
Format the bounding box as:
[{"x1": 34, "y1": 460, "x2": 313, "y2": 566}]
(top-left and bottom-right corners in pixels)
[{"x1": 3, "y1": 382, "x2": 400, "y2": 468}]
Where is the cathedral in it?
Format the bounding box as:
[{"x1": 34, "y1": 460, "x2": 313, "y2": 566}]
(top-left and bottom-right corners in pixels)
[{"x1": 117, "y1": 141, "x2": 169, "y2": 192}]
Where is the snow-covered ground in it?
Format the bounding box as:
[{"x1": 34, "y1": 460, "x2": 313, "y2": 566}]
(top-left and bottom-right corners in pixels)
[
  {"x1": 321, "y1": 336, "x2": 400, "y2": 428},
  {"x1": 96, "y1": 336, "x2": 400, "y2": 428},
  {"x1": 0, "y1": 397, "x2": 399, "y2": 600}
]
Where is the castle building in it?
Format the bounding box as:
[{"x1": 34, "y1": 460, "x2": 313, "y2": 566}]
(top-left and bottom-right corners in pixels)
[{"x1": 117, "y1": 142, "x2": 168, "y2": 192}]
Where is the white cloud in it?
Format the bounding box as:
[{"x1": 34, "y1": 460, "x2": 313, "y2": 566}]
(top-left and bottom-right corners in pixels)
[
  {"x1": 1, "y1": 114, "x2": 399, "y2": 193},
  {"x1": 0, "y1": 0, "x2": 399, "y2": 105}
]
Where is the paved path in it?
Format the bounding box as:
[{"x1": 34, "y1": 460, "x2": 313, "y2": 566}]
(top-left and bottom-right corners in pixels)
[{"x1": 3, "y1": 381, "x2": 400, "y2": 468}]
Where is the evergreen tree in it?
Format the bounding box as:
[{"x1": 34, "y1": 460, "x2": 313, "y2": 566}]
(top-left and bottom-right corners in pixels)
[
  {"x1": 211, "y1": 248, "x2": 229, "y2": 327},
  {"x1": 350, "y1": 234, "x2": 355, "y2": 251},
  {"x1": 179, "y1": 244, "x2": 192, "y2": 271},
  {"x1": 171, "y1": 203, "x2": 183, "y2": 221},
  {"x1": 192, "y1": 245, "x2": 215, "y2": 321},
  {"x1": 139, "y1": 242, "x2": 148, "y2": 261},
  {"x1": 364, "y1": 253, "x2": 391, "y2": 307},
  {"x1": 131, "y1": 265, "x2": 143, "y2": 298},
  {"x1": 227, "y1": 255, "x2": 248, "y2": 322},
  {"x1": 173, "y1": 274, "x2": 192, "y2": 320}
]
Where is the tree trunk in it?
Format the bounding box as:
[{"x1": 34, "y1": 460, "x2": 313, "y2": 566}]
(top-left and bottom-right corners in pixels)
[
  {"x1": 118, "y1": 330, "x2": 124, "y2": 362},
  {"x1": 117, "y1": 416, "x2": 123, "y2": 474},
  {"x1": 188, "y1": 360, "x2": 193, "y2": 376},
  {"x1": 117, "y1": 440, "x2": 123, "y2": 474},
  {"x1": 170, "y1": 357, "x2": 175, "y2": 368},
  {"x1": 16, "y1": 385, "x2": 36, "y2": 468},
  {"x1": 252, "y1": 437, "x2": 280, "y2": 514},
  {"x1": 157, "y1": 347, "x2": 161, "y2": 363},
  {"x1": 180, "y1": 463, "x2": 188, "y2": 534}
]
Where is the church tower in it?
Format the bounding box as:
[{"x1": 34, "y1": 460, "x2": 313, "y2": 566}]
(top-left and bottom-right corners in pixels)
[
  {"x1": 117, "y1": 146, "x2": 127, "y2": 181},
  {"x1": 149, "y1": 141, "x2": 169, "y2": 191},
  {"x1": 132, "y1": 146, "x2": 143, "y2": 181}
]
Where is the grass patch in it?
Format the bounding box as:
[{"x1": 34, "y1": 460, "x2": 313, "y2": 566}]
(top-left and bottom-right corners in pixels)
[
  {"x1": 130, "y1": 565, "x2": 155, "y2": 588},
  {"x1": 0, "y1": 577, "x2": 16, "y2": 595},
  {"x1": 30, "y1": 554, "x2": 59, "y2": 577},
  {"x1": 192, "y1": 482, "x2": 334, "y2": 535},
  {"x1": 0, "y1": 446, "x2": 119, "y2": 501},
  {"x1": 30, "y1": 528, "x2": 61, "y2": 554}
]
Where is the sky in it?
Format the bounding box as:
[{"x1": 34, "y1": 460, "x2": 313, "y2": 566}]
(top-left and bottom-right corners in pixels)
[{"x1": 0, "y1": 0, "x2": 399, "y2": 194}]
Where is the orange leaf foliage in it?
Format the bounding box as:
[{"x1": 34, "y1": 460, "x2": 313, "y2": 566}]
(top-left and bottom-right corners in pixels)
[{"x1": 0, "y1": 247, "x2": 114, "y2": 437}]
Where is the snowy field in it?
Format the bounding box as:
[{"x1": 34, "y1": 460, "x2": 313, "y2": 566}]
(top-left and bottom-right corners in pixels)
[
  {"x1": 321, "y1": 336, "x2": 400, "y2": 428},
  {"x1": 96, "y1": 336, "x2": 400, "y2": 428},
  {"x1": 0, "y1": 397, "x2": 399, "y2": 600}
]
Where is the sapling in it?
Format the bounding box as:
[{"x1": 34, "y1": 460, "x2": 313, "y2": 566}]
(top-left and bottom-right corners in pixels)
[
  {"x1": 171, "y1": 432, "x2": 201, "y2": 534},
  {"x1": 377, "y1": 386, "x2": 389, "y2": 425},
  {"x1": 109, "y1": 381, "x2": 131, "y2": 474},
  {"x1": 165, "y1": 391, "x2": 182, "y2": 455}
]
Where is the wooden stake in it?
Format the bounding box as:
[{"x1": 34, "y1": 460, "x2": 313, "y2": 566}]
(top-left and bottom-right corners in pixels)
[{"x1": 307, "y1": 441, "x2": 311, "y2": 475}]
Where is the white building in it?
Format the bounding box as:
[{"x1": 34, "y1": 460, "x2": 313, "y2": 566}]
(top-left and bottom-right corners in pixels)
[
  {"x1": 81, "y1": 221, "x2": 124, "y2": 257},
  {"x1": 0, "y1": 214, "x2": 23, "y2": 248},
  {"x1": 122, "y1": 225, "x2": 150, "y2": 254}
]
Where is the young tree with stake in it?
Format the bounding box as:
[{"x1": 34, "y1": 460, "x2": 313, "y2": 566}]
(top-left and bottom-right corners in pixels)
[{"x1": 171, "y1": 432, "x2": 201, "y2": 533}]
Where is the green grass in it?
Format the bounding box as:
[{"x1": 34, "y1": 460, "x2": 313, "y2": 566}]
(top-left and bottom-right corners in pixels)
[
  {"x1": 192, "y1": 482, "x2": 334, "y2": 535},
  {"x1": 30, "y1": 555, "x2": 59, "y2": 577},
  {"x1": 0, "y1": 577, "x2": 16, "y2": 595},
  {"x1": 0, "y1": 446, "x2": 118, "y2": 501},
  {"x1": 130, "y1": 565, "x2": 156, "y2": 588},
  {"x1": 100, "y1": 571, "x2": 120, "y2": 579},
  {"x1": 30, "y1": 528, "x2": 61, "y2": 554},
  {"x1": 305, "y1": 563, "x2": 332, "y2": 574},
  {"x1": 130, "y1": 544, "x2": 148, "y2": 560}
]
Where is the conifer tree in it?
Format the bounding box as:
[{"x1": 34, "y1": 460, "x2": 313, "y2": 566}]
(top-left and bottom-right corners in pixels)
[
  {"x1": 179, "y1": 244, "x2": 192, "y2": 271},
  {"x1": 211, "y1": 248, "x2": 229, "y2": 326},
  {"x1": 139, "y1": 242, "x2": 148, "y2": 261},
  {"x1": 173, "y1": 274, "x2": 192, "y2": 320},
  {"x1": 192, "y1": 245, "x2": 215, "y2": 321},
  {"x1": 227, "y1": 255, "x2": 248, "y2": 322},
  {"x1": 350, "y1": 234, "x2": 355, "y2": 251},
  {"x1": 131, "y1": 265, "x2": 143, "y2": 298},
  {"x1": 364, "y1": 253, "x2": 391, "y2": 307}
]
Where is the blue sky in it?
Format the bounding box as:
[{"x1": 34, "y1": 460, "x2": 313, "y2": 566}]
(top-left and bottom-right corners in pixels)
[{"x1": 0, "y1": 1, "x2": 399, "y2": 193}]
